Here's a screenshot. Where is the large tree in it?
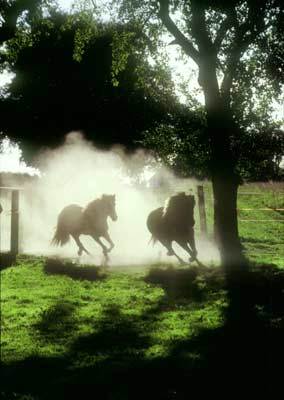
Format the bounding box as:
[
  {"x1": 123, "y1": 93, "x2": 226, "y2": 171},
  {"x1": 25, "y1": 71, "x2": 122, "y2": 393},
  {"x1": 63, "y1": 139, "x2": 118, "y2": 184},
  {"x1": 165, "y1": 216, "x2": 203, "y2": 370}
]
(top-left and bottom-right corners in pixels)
[{"x1": 113, "y1": 0, "x2": 284, "y2": 269}]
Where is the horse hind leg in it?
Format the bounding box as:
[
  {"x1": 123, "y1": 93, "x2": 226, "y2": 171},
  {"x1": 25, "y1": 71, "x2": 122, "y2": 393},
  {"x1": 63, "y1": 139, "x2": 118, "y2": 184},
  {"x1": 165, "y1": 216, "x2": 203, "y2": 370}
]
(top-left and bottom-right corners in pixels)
[
  {"x1": 158, "y1": 238, "x2": 186, "y2": 265},
  {"x1": 176, "y1": 239, "x2": 197, "y2": 263},
  {"x1": 187, "y1": 231, "x2": 198, "y2": 261},
  {"x1": 71, "y1": 234, "x2": 90, "y2": 256}
]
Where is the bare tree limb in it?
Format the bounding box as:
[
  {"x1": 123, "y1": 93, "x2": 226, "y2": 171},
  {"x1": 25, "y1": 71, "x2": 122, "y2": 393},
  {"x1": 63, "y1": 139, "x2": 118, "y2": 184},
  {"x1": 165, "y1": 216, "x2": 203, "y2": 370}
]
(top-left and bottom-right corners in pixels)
[
  {"x1": 221, "y1": 2, "x2": 266, "y2": 99},
  {"x1": 158, "y1": 0, "x2": 200, "y2": 65},
  {"x1": 213, "y1": 7, "x2": 239, "y2": 52},
  {"x1": 90, "y1": 0, "x2": 97, "y2": 11},
  {"x1": 214, "y1": 17, "x2": 232, "y2": 50},
  {"x1": 190, "y1": 1, "x2": 220, "y2": 95},
  {"x1": 191, "y1": 0, "x2": 214, "y2": 56}
]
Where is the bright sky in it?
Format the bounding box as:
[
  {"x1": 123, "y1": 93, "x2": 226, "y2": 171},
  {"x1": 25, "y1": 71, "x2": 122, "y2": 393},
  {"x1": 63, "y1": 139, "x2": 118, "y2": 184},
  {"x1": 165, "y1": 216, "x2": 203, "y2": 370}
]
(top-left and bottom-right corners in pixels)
[{"x1": 58, "y1": 0, "x2": 74, "y2": 10}]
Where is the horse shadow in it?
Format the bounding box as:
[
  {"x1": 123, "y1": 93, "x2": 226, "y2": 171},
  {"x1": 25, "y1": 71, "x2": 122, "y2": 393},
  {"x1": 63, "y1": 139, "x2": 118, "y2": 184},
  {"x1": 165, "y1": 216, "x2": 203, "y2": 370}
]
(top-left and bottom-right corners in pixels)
[
  {"x1": 144, "y1": 264, "x2": 225, "y2": 304},
  {"x1": 0, "y1": 252, "x2": 17, "y2": 270},
  {"x1": 44, "y1": 258, "x2": 107, "y2": 282}
]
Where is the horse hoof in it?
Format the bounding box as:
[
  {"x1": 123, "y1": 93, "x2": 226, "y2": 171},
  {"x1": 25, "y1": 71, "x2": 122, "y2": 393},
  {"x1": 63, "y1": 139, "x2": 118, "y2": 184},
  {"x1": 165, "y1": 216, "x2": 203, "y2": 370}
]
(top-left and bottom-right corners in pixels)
[{"x1": 78, "y1": 250, "x2": 82, "y2": 256}]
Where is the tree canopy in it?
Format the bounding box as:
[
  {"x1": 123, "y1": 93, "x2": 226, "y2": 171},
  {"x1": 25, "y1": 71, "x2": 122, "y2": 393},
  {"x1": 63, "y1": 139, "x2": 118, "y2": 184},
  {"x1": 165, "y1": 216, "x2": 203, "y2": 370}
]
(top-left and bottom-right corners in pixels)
[{"x1": 0, "y1": 5, "x2": 184, "y2": 156}]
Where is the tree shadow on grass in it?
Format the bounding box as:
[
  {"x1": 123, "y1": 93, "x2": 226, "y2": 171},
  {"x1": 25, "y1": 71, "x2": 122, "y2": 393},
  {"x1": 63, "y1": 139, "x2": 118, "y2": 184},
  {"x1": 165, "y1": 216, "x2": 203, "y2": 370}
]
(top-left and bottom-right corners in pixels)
[
  {"x1": 1, "y1": 264, "x2": 283, "y2": 399},
  {"x1": 1, "y1": 304, "x2": 167, "y2": 399},
  {"x1": 69, "y1": 304, "x2": 150, "y2": 357},
  {"x1": 3, "y1": 299, "x2": 228, "y2": 399},
  {"x1": 145, "y1": 263, "x2": 284, "y2": 394},
  {"x1": 33, "y1": 300, "x2": 78, "y2": 341},
  {"x1": 44, "y1": 258, "x2": 107, "y2": 282}
]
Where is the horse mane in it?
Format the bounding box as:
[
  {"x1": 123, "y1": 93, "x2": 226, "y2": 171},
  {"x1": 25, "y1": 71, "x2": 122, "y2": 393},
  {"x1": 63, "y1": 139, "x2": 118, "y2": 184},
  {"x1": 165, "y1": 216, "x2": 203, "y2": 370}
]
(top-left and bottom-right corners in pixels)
[
  {"x1": 163, "y1": 192, "x2": 185, "y2": 217},
  {"x1": 84, "y1": 197, "x2": 102, "y2": 213},
  {"x1": 83, "y1": 195, "x2": 109, "y2": 217},
  {"x1": 162, "y1": 192, "x2": 195, "y2": 223}
]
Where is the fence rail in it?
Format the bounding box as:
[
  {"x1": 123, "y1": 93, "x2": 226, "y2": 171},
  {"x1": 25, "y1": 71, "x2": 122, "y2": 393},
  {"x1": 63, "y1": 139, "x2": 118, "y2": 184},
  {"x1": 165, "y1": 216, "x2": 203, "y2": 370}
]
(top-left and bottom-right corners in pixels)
[
  {"x1": 239, "y1": 219, "x2": 284, "y2": 222},
  {"x1": 238, "y1": 207, "x2": 284, "y2": 222},
  {"x1": 238, "y1": 192, "x2": 284, "y2": 195},
  {"x1": 238, "y1": 208, "x2": 284, "y2": 211}
]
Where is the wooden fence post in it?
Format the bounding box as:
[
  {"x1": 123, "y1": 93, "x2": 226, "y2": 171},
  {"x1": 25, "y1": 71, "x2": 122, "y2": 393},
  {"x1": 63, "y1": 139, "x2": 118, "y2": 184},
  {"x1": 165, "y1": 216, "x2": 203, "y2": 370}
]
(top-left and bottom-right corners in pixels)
[
  {"x1": 197, "y1": 185, "x2": 207, "y2": 236},
  {"x1": 10, "y1": 190, "x2": 19, "y2": 255},
  {"x1": 0, "y1": 188, "x2": 2, "y2": 253}
]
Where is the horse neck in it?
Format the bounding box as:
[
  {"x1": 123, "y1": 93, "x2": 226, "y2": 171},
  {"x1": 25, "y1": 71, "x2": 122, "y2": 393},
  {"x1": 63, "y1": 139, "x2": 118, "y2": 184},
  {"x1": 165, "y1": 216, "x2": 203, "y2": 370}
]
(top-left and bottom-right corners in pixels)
[
  {"x1": 85, "y1": 199, "x2": 108, "y2": 222},
  {"x1": 164, "y1": 207, "x2": 193, "y2": 227}
]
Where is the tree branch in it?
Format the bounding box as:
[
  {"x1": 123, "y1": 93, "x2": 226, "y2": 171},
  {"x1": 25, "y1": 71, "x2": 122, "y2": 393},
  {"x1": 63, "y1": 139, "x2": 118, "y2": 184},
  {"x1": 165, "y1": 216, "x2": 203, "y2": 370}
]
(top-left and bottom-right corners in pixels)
[
  {"x1": 221, "y1": 2, "x2": 266, "y2": 98},
  {"x1": 214, "y1": 7, "x2": 239, "y2": 52},
  {"x1": 190, "y1": 1, "x2": 220, "y2": 96},
  {"x1": 191, "y1": 0, "x2": 214, "y2": 56},
  {"x1": 158, "y1": 0, "x2": 200, "y2": 65}
]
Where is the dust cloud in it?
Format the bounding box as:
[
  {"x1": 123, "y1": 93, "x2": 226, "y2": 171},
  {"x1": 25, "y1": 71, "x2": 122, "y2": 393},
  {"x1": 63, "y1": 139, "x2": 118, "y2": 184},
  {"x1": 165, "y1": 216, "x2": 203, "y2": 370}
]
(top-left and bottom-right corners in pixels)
[{"x1": 1, "y1": 132, "x2": 219, "y2": 266}]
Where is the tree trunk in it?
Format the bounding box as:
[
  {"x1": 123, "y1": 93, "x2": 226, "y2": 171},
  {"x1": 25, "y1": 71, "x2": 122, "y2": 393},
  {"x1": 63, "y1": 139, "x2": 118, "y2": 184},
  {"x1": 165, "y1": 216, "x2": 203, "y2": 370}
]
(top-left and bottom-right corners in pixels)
[
  {"x1": 198, "y1": 62, "x2": 247, "y2": 271},
  {"x1": 212, "y1": 174, "x2": 246, "y2": 271},
  {"x1": 205, "y1": 98, "x2": 246, "y2": 270},
  {"x1": 208, "y1": 110, "x2": 247, "y2": 271}
]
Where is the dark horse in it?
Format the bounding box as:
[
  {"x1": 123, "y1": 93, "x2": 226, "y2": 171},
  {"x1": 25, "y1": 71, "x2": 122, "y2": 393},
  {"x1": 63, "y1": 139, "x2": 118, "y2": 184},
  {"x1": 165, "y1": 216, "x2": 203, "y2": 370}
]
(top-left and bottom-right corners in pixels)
[
  {"x1": 52, "y1": 194, "x2": 117, "y2": 257},
  {"x1": 147, "y1": 192, "x2": 197, "y2": 264}
]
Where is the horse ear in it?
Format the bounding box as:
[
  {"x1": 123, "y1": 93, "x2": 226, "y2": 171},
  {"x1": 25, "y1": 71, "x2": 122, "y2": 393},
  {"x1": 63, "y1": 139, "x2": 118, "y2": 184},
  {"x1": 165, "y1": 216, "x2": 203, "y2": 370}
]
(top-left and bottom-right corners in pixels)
[{"x1": 112, "y1": 194, "x2": 116, "y2": 199}]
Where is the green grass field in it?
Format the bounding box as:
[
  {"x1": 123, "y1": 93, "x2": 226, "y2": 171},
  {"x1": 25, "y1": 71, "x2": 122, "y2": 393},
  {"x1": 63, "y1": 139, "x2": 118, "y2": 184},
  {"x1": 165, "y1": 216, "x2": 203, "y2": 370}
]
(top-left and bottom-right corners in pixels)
[
  {"x1": 202, "y1": 181, "x2": 284, "y2": 266},
  {"x1": 1, "y1": 182, "x2": 284, "y2": 399}
]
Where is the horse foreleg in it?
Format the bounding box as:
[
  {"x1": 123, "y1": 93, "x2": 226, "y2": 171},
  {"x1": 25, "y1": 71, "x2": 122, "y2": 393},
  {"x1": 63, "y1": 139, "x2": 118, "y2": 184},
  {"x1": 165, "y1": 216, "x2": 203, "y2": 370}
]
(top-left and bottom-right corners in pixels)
[
  {"x1": 72, "y1": 234, "x2": 90, "y2": 256},
  {"x1": 102, "y1": 231, "x2": 115, "y2": 253},
  {"x1": 91, "y1": 235, "x2": 109, "y2": 257}
]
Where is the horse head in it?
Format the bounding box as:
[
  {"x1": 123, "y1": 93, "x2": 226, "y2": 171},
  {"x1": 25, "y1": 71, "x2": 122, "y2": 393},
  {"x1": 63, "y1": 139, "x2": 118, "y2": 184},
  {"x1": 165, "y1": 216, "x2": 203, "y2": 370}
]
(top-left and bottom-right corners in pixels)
[{"x1": 102, "y1": 194, "x2": 118, "y2": 221}]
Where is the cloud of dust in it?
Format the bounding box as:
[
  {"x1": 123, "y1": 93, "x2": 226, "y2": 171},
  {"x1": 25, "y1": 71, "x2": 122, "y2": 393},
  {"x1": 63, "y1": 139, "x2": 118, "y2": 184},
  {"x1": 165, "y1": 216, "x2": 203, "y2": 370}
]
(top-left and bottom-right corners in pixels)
[{"x1": 1, "y1": 132, "x2": 219, "y2": 266}]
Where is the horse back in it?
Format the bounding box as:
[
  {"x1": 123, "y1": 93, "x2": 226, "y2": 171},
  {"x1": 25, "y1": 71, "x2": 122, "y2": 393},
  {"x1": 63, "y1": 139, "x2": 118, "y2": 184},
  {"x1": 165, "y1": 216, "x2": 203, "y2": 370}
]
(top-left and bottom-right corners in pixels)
[
  {"x1": 147, "y1": 205, "x2": 194, "y2": 241},
  {"x1": 57, "y1": 204, "x2": 84, "y2": 233}
]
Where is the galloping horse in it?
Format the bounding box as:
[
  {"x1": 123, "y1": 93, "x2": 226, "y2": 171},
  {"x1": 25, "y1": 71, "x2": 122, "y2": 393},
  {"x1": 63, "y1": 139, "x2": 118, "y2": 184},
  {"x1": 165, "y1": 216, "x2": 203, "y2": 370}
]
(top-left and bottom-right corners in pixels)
[
  {"x1": 52, "y1": 194, "x2": 117, "y2": 257},
  {"x1": 147, "y1": 192, "x2": 197, "y2": 264}
]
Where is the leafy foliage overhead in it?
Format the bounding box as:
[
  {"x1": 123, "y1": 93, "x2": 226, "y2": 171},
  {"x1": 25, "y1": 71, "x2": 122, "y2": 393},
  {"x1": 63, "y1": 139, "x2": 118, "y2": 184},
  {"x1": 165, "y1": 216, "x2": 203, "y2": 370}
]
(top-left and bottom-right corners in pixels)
[
  {"x1": 0, "y1": 7, "x2": 181, "y2": 153},
  {"x1": 113, "y1": 0, "x2": 284, "y2": 181},
  {"x1": 0, "y1": 0, "x2": 46, "y2": 45}
]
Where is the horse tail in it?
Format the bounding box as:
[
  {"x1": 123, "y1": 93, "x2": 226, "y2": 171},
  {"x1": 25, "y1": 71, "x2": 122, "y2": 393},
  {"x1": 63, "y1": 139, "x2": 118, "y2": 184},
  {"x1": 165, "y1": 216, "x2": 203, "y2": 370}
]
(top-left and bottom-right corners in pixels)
[{"x1": 51, "y1": 222, "x2": 70, "y2": 247}]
